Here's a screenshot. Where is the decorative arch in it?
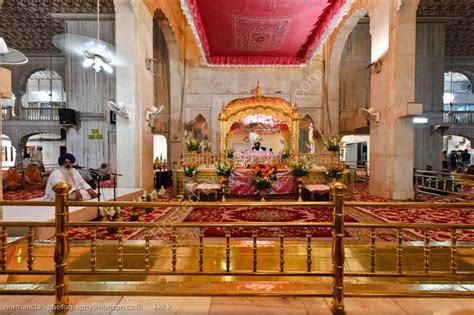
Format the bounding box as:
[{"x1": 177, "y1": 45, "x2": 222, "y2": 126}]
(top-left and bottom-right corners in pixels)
[
  {"x1": 326, "y1": 7, "x2": 369, "y2": 134},
  {"x1": 192, "y1": 114, "x2": 209, "y2": 140},
  {"x1": 299, "y1": 115, "x2": 317, "y2": 153},
  {"x1": 219, "y1": 83, "x2": 301, "y2": 152}
]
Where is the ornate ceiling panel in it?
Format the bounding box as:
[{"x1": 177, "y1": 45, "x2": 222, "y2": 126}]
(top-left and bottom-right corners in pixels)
[
  {"x1": 181, "y1": 0, "x2": 354, "y2": 66},
  {"x1": 0, "y1": 0, "x2": 114, "y2": 55},
  {"x1": 417, "y1": 0, "x2": 474, "y2": 57}
]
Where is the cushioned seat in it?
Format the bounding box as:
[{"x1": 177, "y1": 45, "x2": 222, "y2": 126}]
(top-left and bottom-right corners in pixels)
[
  {"x1": 196, "y1": 183, "x2": 221, "y2": 200},
  {"x1": 304, "y1": 184, "x2": 331, "y2": 200}
]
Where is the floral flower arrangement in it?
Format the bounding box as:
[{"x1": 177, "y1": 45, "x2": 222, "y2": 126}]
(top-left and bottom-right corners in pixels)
[
  {"x1": 289, "y1": 156, "x2": 312, "y2": 178},
  {"x1": 215, "y1": 159, "x2": 235, "y2": 177},
  {"x1": 226, "y1": 149, "x2": 235, "y2": 159},
  {"x1": 253, "y1": 176, "x2": 273, "y2": 190},
  {"x1": 185, "y1": 137, "x2": 201, "y2": 152},
  {"x1": 150, "y1": 186, "x2": 166, "y2": 200},
  {"x1": 325, "y1": 163, "x2": 345, "y2": 179},
  {"x1": 323, "y1": 135, "x2": 341, "y2": 152},
  {"x1": 141, "y1": 190, "x2": 152, "y2": 202},
  {"x1": 249, "y1": 163, "x2": 278, "y2": 190},
  {"x1": 183, "y1": 163, "x2": 198, "y2": 178},
  {"x1": 280, "y1": 150, "x2": 291, "y2": 160},
  {"x1": 101, "y1": 206, "x2": 121, "y2": 221},
  {"x1": 200, "y1": 137, "x2": 211, "y2": 153}
]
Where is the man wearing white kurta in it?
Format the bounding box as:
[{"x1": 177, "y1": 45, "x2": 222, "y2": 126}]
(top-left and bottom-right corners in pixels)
[{"x1": 44, "y1": 153, "x2": 98, "y2": 201}]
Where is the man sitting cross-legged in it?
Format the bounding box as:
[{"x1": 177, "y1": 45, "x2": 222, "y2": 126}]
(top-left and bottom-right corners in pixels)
[{"x1": 44, "y1": 153, "x2": 98, "y2": 201}]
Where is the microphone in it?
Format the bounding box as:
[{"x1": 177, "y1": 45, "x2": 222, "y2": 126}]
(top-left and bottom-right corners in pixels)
[
  {"x1": 73, "y1": 165, "x2": 86, "y2": 169},
  {"x1": 89, "y1": 168, "x2": 100, "y2": 174}
]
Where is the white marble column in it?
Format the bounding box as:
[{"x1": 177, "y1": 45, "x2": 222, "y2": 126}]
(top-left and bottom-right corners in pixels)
[
  {"x1": 63, "y1": 18, "x2": 116, "y2": 169},
  {"x1": 414, "y1": 23, "x2": 446, "y2": 170},
  {"x1": 369, "y1": 0, "x2": 419, "y2": 200},
  {"x1": 114, "y1": 0, "x2": 154, "y2": 189}
]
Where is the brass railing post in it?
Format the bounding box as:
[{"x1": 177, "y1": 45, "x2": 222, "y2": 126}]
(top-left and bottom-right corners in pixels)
[
  {"x1": 331, "y1": 181, "x2": 346, "y2": 315},
  {"x1": 53, "y1": 182, "x2": 71, "y2": 313}
]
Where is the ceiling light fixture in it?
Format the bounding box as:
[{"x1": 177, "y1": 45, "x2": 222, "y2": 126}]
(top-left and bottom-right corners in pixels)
[{"x1": 80, "y1": 0, "x2": 113, "y2": 73}]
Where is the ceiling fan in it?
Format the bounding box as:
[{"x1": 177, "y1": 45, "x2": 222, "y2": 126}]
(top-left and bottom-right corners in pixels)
[
  {"x1": 0, "y1": 37, "x2": 28, "y2": 65},
  {"x1": 52, "y1": 0, "x2": 119, "y2": 73}
]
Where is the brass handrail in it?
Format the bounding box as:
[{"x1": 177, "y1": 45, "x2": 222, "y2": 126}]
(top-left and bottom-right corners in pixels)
[{"x1": 0, "y1": 182, "x2": 473, "y2": 314}]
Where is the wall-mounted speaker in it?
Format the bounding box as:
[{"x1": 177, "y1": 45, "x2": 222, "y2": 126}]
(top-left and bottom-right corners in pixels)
[
  {"x1": 58, "y1": 108, "x2": 77, "y2": 126},
  {"x1": 110, "y1": 111, "x2": 116, "y2": 124}
]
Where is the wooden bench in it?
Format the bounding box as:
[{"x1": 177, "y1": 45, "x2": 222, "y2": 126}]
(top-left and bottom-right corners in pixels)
[{"x1": 304, "y1": 184, "x2": 331, "y2": 200}]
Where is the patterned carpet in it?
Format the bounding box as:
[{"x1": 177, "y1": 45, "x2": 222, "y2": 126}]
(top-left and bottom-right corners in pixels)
[
  {"x1": 2, "y1": 179, "x2": 115, "y2": 200},
  {"x1": 181, "y1": 206, "x2": 358, "y2": 238},
  {"x1": 4, "y1": 180, "x2": 472, "y2": 242},
  {"x1": 352, "y1": 183, "x2": 474, "y2": 242}
]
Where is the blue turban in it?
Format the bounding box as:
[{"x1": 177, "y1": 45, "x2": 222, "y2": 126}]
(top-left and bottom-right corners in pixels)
[{"x1": 58, "y1": 153, "x2": 76, "y2": 166}]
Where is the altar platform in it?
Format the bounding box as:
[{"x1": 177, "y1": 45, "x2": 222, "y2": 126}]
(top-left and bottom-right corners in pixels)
[
  {"x1": 176, "y1": 167, "x2": 328, "y2": 196},
  {"x1": 4, "y1": 188, "x2": 144, "y2": 239}
]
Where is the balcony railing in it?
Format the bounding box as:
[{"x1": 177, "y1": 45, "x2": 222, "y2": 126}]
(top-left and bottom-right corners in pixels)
[
  {"x1": 20, "y1": 108, "x2": 60, "y2": 121},
  {"x1": 1, "y1": 107, "x2": 61, "y2": 121},
  {"x1": 443, "y1": 111, "x2": 474, "y2": 124}
]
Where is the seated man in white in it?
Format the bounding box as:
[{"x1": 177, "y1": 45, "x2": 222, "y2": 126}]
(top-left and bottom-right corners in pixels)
[
  {"x1": 44, "y1": 153, "x2": 99, "y2": 201},
  {"x1": 252, "y1": 141, "x2": 266, "y2": 152}
]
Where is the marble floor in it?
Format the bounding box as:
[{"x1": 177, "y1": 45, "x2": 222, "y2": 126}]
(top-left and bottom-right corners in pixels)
[{"x1": 0, "y1": 295, "x2": 473, "y2": 314}]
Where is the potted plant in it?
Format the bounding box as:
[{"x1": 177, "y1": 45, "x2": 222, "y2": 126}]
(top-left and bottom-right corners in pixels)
[
  {"x1": 101, "y1": 206, "x2": 121, "y2": 234},
  {"x1": 323, "y1": 135, "x2": 341, "y2": 153},
  {"x1": 226, "y1": 149, "x2": 235, "y2": 159},
  {"x1": 215, "y1": 160, "x2": 235, "y2": 195},
  {"x1": 280, "y1": 150, "x2": 290, "y2": 161},
  {"x1": 185, "y1": 137, "x2": 201, "y2": 152},
  {"x1": 141, "y1": 191, "x2": 153, "y2": 213},
  {"x1": 289, "y1": 156, "x2": 312, "y2": 179},
  {"x1": 325, "y1": 164, "x2": 345, "y2": 182},
  {"x1": 289, "y1": 156, "x2": 312, "y2": 201},
  {"x1": 249, "y1": 163, "x2": 278, "y2": 201},
  {"x1": 183, "y1": 163, "x2": 198, "y2": 179},
  {"x1": 129, "y1": 205, "x2": 140, "y2": 222}
]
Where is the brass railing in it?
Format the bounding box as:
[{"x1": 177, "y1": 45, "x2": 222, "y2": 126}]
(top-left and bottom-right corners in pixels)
[
  {"x1": 0, "y1": 184, "x2": 473, "y2": 314},
  {"x1": 183, "y1": 152, "x2": 341, "y2": 167},
  {"x1": 414, "y1": 170, "x2": 474, "y2": 197}
]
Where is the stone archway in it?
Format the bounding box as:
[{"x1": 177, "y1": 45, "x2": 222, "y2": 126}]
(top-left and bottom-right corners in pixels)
[
  {"x1": 153, "y1": 8, "x2": 184, "y2": 172},
  {"x1": 327, "y1": 8, "x2": 368, "y2": 135}
]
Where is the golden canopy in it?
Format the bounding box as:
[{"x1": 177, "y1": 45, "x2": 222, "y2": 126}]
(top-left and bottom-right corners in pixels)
[{"x1": 219, "y1": 83, "x2": 301, "y2": 153}]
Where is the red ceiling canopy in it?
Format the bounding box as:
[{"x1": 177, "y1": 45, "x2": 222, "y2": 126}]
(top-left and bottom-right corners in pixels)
[{"x1": 181, "y1": 0, "x2": 352, "y2": 67}]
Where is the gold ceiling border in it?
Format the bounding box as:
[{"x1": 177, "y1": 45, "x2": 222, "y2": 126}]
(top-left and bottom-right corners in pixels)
[{"x1": 219, "y1": 83, "x2": 301, "y2": 153}]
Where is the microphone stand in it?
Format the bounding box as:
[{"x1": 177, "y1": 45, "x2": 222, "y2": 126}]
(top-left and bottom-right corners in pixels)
[
  {"x1": 89, "y1": 169, "x2": 101, "y2": 218},
  {"x1": 111, "y1": 172, "x2": 123, "y2": 201}
]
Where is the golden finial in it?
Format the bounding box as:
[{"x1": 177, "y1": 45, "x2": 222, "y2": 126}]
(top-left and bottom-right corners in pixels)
[{"x1": 255, "y1": 81, "x2": 262, "y2": 97}]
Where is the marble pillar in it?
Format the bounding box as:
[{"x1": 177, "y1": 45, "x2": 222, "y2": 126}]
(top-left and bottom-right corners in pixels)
[
  {"x1": 63, "y1": 18, "x2": 116, "y2": 169},
  {"x1": 414, "y1": 23, "x2": 446, "y2": 170},
  {"x1": 114, "y1": 0, "x2": 154, "y2": 189},
  {"x1": 369, "y1": 0, "x2": 419, "y2": 200}
]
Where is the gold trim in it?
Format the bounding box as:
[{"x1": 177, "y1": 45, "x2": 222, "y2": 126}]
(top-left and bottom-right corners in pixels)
[{"x1": 219, "y1": 83, "x2": 301, "y2": 153}]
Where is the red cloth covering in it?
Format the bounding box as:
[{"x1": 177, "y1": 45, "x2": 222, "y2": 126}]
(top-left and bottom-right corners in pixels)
[
  {"x1": 184, "y1": 0, "x2": 349, "y2": 65},
  {"x1": 230, "y1": 168, "x2": 295, "y2": 195}
]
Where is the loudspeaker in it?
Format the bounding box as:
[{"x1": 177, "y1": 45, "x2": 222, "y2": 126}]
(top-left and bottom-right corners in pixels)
[
  {"x1": 58, "y1": 108, "x2": 77, "y2": 125},
  {"x1": 110, "y1": 111, "x2": 116, "y2": 124}
]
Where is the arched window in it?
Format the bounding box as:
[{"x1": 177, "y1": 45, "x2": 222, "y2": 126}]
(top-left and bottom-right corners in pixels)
[
  {"x1": 444, "y1": 71, "x2": 473, "y2": 111},
  {"x1": 25, "y1": 70, "x2": 67, "y2": 108}
]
